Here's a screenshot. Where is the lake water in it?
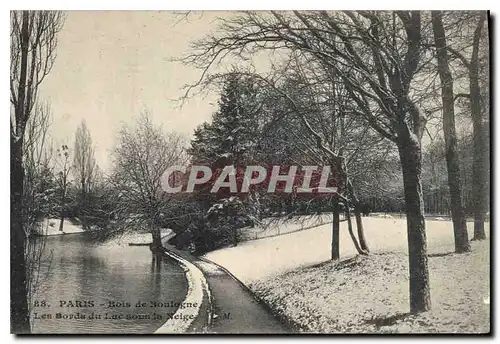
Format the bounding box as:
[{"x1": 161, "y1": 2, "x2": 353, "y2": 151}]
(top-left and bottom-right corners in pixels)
[{"x1": 31, "y1": 233, "x2": 188, "y2": 334}]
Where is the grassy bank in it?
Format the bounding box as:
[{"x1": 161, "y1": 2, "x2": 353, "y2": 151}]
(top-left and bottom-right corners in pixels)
[
  {"x1": 251, "y1": 240, "x2": 489, "y2": 333},
  {"x1": 203, "y1": 217, "x2": 490, "y2": 333},
  {"x1": 36, "y1": 218, "x2": 86, "y2": 236},
  {"x1": 102, "y1": 228, "x2": 173, "y2": 247}
]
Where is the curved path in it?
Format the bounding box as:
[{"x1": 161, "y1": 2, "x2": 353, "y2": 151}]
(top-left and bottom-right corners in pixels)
[{"x1": 161, "y1": 242, "x2": 291, "y2": 334}]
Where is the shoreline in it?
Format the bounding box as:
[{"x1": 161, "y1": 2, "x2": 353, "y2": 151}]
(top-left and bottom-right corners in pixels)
[
  {"x1": 203, "y1": 218, "x2": 490, "y2": 333},
  {"x1": 250, "y1": 240, "x2": 490, "y2": 333},
  {"x1": 100, "y1": 228, "x2": 173, "y2": 248},
  {"x1": 154, "y1": 249, "x2": 210, "y2": 334}
]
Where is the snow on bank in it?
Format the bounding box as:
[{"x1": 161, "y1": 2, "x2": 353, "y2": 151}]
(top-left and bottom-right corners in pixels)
[
  {"x1": 252, "y1": 240, "x2": 489, "y2": 333},
  {"x1": 36, "y1": 218, "x2": 85, "y2": 236},
  {"x1": 204, "y1": 216, "x2": 489, "y2": 333},
  {"x1": 154, "y1": 250, "x2": 207, "y2": 334},
  {"x1": 204, "y1": 217, "x2": 489, "y2": 285},
  {"x1": 239, "y1": 214, "x2": 332, "y2": 241},
  {"x1": 103, "y1": 228, "x2": 173, "y2": 248}
]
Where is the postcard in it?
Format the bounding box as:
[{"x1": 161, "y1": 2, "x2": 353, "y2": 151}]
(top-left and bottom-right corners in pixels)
[{"x1": 10, "y1": 10, "x2": 490, "y2": 334}]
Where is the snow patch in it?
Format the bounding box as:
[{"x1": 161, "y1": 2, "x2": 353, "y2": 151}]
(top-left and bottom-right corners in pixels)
[
  {"x1": 103, "y1": 228, "x2": 173, "y2": 248},
  {"x1": 36, "y1": 218, "x2": 85, "y2": 236},
  {"x1": 252, "y1": 240, "x2": 490, "y2": 333},
  {"x1": 204, "y1": 218, "x2": 486, "y2": 285},
  {"x1": 154, "y1": 250, "x2": 207, "y2": 334}
]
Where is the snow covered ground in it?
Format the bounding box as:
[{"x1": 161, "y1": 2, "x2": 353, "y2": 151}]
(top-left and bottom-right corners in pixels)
[
  {"x1": 36, "y1": 218, "x2": 86, "y2": 236},
  {"x1": 203, "y1": 217, "x2": 490, "y2": 333},
  {"x1": 103, "y1": 228, "x2": 173, "y2": 248},
  {"x1": 238, "y1": 214, "x2": 333, "y2": 240},
  {"x1": 252, "y1": 240, "x2": 489, "y2": 333},
  {"x1": 205, "y1": 217, "x2": 488, "y2": 284},
  {"x1": 36, "y1": 218, "x2": 174, "y2": 249}
]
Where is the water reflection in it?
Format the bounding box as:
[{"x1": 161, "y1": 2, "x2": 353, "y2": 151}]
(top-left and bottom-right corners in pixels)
[{"x1": 31, "y1": 233, "x2": 188, "y2": 334}]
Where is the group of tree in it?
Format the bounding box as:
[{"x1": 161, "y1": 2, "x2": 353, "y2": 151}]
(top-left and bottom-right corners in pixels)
[
  {"x1": 11, "y1": 10, "x2": 66, "y2": 333},
  {"x1": 109, "y1": 113, "x2": 189, "y2": 253},
  {"x1": 10, "y1": 10, "x2": 106, "y2": 331},
  {"x1": 10, "y1": 10, "x2": 489, "y2": 333},
  {"x1": 178, "y1": 10, "x2": 489, "y2": 314}
]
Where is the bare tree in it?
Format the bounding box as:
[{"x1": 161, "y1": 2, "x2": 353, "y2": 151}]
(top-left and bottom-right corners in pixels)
[
  {"x1": 73, "y1": 120, "x2": 96, "y2": 230},
  {"x1": 23, "y1": 101, "x2": 54, "y2": 237},
  {"x1": 10, "y1": 10, "x2": 64, "y2": 333},
  {"x1": 251, "y1": 63, "x2": 374, "y2": 256},
  {"x1": 217, "y1": 65, "x2": 385, "y2": 256},
  {"x1": 55, "y1": 145, "x2": 71, "y2": 232},
  {"x1": 111, "y1": 112, "x2": 189, "y2": 255},
  {"x1": 431, "y1": 11, "x2": 470, "y2": 253},
  {"x1": 181, "y1": 10, "x2": 434, "y2": 313},
  {"x1": 22, "y1": 101, "x2": 55, "y2": 328},
  {"x1": 450, "y1": 12, "x2": 489, "y2": 240}
]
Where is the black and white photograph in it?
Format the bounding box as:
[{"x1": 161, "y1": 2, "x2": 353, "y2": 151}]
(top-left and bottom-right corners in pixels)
[{"x1": 9, "y1": 9, "x2": 491, "y2": 334}]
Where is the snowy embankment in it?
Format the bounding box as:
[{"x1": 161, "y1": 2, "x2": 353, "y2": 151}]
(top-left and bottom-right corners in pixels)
[
  {"x1": 204, "y1": 217, "x2": 490, "y2": 333},
  {"x1": 238, "y1": 214, "x2": 333, "y2": 241},
  {"x1": 205, "y1": 217, "x2": 487, "y2": 284},
  {"x1": 36, "y1": 218, "x2": 86, "y2": 236},
  {"x1": 36, "y1": 219, "x2": 174, "y2": 248},
  {"x1": 103, "y1": 228, "x2": 173, "y2": 248}
]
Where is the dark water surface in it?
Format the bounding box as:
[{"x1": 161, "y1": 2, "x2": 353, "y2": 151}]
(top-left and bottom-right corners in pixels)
[{"x1": 31, "y1": 233, "x2": 188, "y2": 334}]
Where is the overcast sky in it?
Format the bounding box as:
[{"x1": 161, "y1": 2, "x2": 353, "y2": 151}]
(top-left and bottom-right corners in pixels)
[
  {"x1": 39, "y1": 11, "x2": 225, "y2": 171},
  {"x1": 36, "y1": 10, "x2": 474, "y2": 173}
]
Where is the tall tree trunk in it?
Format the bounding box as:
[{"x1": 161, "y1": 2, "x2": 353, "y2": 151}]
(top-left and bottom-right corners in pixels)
[
  {"x1": 432, "y1": 11, "x2": 470, "y2": 253},
  {"x1": 81, "y1": 181, "x2": 88, "y2": 230},
  {"x1": 344, "y1": 204, "x2": 367, "y2": 256},
  {"x1": 59, "y1": 179, "x2": 67, "y2": 232},
  {"x1": 471, "y1": 112, "x2": 487, "y2": 240},
  {"x1": 339, "y1": 112, "x2": 369, "y2": 253},
  {"x1": 11, "y1": 139, "x2": 31, "y2": 333},
  {"x1": 58, "y1": 217, "x2": 65, "y2": 232},
  {"x1": 398, "y1": 136, "x2": 431, "y2": 314},
  {"x1": 11, "y1": 11, "x2": 31, "y2": 333},
  {"x1": 470, "y1": 12, "x2": 488, "y2": 240},
  {"x1": 347, "y1": 180, "x2": 370, "y2": 252},
  {"x1": 151, "y1": 227, "x2": 162, "y2": 249},
  {"x1": 331, "y1": 201, "x2": 340, "y2": 260},
  {"x1": 151, "y1": 226, "x2": 162, "y2": 265}
]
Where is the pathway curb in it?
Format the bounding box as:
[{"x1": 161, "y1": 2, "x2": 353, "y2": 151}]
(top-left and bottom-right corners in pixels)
[{"x1": 154, "y1": 250, "x2": 211, "y2": 334}]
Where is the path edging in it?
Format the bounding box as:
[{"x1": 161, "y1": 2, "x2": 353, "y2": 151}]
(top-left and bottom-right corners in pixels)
[{"x1": 154, "y1": 250, "x2": 210, "y2": 334}]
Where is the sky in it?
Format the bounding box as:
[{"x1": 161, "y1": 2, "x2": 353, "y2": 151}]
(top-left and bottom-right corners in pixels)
[
  {"x1": 39, "y1": 11, "x2": 225, "y2": 171},
  {"x1": 34, "y1": 10, "x2": 480, "y2": 172}
]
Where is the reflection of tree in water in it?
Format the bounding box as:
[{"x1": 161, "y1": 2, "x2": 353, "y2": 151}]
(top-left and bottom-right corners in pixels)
[
  {"x1": 28, "y1": 234, "x2": 54, "y2": 328},
  {"x1": 78, "y1": 253, "x2": 108, "y2": 306},
  {"x1": 150, "y1": 244, "x2": 164, "y2": 295},
  {"x1": 31, "y1": 234, "x2": 188, "y2": 333}
]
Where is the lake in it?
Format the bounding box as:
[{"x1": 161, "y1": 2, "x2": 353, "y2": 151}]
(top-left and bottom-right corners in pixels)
[{"x1": 30, "y1": 232, "x2": 188, "y2": 334}]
